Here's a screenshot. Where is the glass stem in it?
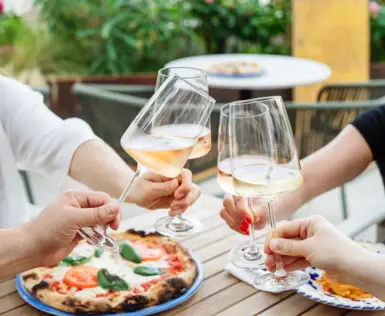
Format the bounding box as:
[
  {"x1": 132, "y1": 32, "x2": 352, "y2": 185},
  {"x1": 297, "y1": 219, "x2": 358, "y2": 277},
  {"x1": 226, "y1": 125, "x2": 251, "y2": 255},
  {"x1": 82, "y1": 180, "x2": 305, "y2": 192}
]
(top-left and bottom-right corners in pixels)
[
  {"x1": 243, "y1": 198, "x2": 262, "y2": 261},
  {"x1": 248, "y1": 198, "x2": 258, "y2": 253},
  {"x1": 118, "y1": 168, "x2": 140, "y2": 204},
  {"x1": 266, "y1": 197, "x2": 287, "y2": 278}
]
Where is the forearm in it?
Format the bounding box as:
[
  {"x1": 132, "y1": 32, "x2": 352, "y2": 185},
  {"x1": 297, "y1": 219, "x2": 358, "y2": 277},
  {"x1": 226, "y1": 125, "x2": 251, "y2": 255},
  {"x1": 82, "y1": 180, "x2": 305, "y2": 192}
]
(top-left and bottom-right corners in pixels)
[
  {"x1": 69, "y1": 140, "x2": 135, "y2": 202},
  {"x1": 0, "y1": 227, "x2": 36, "y2": 280},
  {"x1": 275, "y1": 126, "x2": 372, "y2": 221},
  {"x1": 344, "y1": 251, "x2": 385, "y2": 301}
]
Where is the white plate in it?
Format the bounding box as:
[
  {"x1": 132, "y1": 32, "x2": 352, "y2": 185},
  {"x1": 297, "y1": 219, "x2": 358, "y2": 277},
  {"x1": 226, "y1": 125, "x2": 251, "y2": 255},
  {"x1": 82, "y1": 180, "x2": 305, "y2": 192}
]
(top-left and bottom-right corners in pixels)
[{"x1": 296, "y1": 241, "x2": 385, "y2": 310}]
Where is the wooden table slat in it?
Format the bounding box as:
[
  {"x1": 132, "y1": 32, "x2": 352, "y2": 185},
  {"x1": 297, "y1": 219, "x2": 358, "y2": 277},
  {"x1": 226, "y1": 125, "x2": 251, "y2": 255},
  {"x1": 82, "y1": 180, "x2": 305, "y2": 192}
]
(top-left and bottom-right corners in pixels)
[
  {"x1": 1, "y1": 304, "x2": 40, "y2": 316},
  {"x1": 0, "y1": 278, "x2": 16, "y2": 298},
  {"x1": 216, "y1": 291, "x2": 292, "y2": 316},
  {"x1": 0, "y1": 292, "x2": 26, "y2": 314},
  {"x1": 174, "y1": 281, "x2": 257, "y2": 316},
  {"x1": 301, "y1": 303, "x2": 347, "y2": 316},
  {"x1": 257, "y1": 294, "x2": 318, "y2": 316},
  {"x1": 158, "y1": 272, "x2": 239, "y2": 316}
]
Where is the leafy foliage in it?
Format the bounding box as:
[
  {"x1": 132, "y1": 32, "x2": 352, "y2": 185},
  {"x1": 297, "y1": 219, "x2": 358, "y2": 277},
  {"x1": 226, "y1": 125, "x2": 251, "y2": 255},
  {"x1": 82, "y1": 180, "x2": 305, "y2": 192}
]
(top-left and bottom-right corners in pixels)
[
  {"x1": 35, "y1": 0, "x2": 203, "y2": 75},
  {"x1": 188, "y1": 0, "x2": 291, "y2": 55}
]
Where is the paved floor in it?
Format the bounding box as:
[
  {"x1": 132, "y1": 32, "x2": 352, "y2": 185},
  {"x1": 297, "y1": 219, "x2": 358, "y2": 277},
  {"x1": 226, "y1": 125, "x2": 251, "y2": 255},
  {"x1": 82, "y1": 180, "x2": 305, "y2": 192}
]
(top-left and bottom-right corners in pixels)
[{"x1": 26, "y1": 166, "x2": 385, "y2": 241}]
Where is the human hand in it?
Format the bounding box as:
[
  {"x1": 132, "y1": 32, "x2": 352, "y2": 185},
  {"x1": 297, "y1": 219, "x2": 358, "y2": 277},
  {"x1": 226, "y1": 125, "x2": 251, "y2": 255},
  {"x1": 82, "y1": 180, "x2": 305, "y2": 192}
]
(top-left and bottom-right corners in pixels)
[
  {"x1": 219, "y1": 194, "x2": 268, "y2": 235},
  {"x1": 23, "y1": 191, "x2": 120, "y2": 267},
  {"x1": 128, "y1": 169, "x2": 201, "y2": 215},
  {"x1": 264, "y1": 215, "x2": 367, "y2": 282}
]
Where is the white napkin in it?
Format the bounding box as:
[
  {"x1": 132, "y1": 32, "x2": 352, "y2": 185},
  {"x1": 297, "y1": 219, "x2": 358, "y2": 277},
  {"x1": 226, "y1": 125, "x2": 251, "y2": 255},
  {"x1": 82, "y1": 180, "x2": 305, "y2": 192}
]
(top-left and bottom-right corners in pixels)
[{"x1": 225, "y1": 263, "x2": 261, "y2": 286}]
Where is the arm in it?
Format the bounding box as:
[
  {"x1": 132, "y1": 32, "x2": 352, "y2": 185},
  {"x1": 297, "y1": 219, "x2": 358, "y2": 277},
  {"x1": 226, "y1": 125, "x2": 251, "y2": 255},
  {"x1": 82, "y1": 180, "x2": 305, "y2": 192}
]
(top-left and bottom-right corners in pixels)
[
  {"x1": 346, "y1": 252, "x2": 385, "y2": 301},
  {"x1": 68, "y1": 139, "x2": 135, "y2": 201},
  {"x1": 0, "y1": 76, "x2": 199, "y2": 210},
  {"x1": 274, "y1": 125, "x2": 373, "y2": 220},
  {"x1": 0, "y1": 227, "x2": 34, "y2": 280}
]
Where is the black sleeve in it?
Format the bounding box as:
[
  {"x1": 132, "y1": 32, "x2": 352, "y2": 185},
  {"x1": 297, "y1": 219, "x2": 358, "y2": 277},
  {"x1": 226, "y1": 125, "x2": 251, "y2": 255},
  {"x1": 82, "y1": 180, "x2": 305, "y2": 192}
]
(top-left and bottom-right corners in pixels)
[{"x1": 351, "y1": 105, "x2": 385, "y2": 163}]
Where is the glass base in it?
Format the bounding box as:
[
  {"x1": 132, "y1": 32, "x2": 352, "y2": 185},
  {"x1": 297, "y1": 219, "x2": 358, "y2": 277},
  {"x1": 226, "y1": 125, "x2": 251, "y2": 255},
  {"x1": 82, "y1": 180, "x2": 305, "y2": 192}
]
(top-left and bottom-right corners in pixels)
[
  {"x1": 155, "y1": 215, "x2": 203, "y2": 238},
  {"x1": 229, "y1": 242, "x2": 266, "y2": 269},
  {"x1": 79, "y1": 226, "x2": 120, "y2": 252},
  {"x1": 253, "y1": 270, "x2": 310, "y2": 293}
]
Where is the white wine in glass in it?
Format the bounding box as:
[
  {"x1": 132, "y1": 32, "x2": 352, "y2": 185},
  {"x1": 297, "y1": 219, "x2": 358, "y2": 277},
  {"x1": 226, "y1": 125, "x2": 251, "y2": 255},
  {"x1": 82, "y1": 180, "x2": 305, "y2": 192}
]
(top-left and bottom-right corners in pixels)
[
  {"x1": 229, "y1": 96, "x2": 309, "y2": 293},
  {"x1": 232, "y1": 165, "x2": 303, "y2": 197},
  {"x1": 118, "y1": 74, "x2": 215, "y2": 239},
  {"x1": 217, "y1": 103, "x2": 266, "y2": 269},
  {"x1": 154, "y1": 67, "x2": 212, "y2": 237}
]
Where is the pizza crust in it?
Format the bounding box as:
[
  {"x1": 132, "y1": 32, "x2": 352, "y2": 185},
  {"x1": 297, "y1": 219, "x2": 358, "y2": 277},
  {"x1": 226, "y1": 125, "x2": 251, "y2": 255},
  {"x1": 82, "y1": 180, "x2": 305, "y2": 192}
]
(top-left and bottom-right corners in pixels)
[{"x1": 21, "y1": 230, "x2": 198, "y2": 313}]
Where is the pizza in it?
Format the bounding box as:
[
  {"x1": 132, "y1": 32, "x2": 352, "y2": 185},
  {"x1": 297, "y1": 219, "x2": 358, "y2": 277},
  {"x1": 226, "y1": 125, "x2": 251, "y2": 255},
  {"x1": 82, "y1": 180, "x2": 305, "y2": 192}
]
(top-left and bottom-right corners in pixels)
[
  {"x1": 206, "y1": 61, "x2": 263, "y2": 77},
  {"x1": 21, "y1": 230, "x2": 197, "y2": 314}
]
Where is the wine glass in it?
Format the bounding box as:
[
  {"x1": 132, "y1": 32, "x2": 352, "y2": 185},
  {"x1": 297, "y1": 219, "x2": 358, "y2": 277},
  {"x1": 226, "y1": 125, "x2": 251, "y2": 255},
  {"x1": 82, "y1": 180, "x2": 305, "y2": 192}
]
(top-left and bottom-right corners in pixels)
[
  {"x1": 119, "y1": 74, "x2": 215, "y2": 239},
  {"x1": 217, "y1": 103, "x2": 266, "y2": 269},
  {"x1": 154, "y1": 67, "x2": 211, "y2": 237},
  {"x1": 229, "y1": 96, "x2": 310, "y2": 292}
]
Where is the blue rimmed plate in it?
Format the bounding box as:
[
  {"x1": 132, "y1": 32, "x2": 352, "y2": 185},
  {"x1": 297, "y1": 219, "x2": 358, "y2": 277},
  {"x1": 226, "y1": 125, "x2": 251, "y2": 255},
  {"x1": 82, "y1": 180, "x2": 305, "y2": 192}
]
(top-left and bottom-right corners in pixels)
[
  {"x1": 16, "y1": 251, "x2": 203, "y2": 316},
  {"x1": 295, "y1": 241, "x2": 385, "y2": 310}
]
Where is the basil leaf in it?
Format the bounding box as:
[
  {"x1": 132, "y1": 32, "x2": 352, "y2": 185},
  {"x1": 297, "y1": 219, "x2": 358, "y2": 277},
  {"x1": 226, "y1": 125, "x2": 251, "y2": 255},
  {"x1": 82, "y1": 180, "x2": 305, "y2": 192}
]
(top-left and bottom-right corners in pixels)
[
  {"x1": 119, "y1": 241, "x2": 142, "y2": 263},
  {"x1": 94, "y1": 248, "x2": 104, "y2": 258},
  {"x1": 133, "y1": 266, "x2": 164, "y2": 276},
  {"x1": 97, "y1": 269, "x2": 130, "y2": 291},
  {"x1": 60, "y1": 255, "x2": 92, "y2": 266}
]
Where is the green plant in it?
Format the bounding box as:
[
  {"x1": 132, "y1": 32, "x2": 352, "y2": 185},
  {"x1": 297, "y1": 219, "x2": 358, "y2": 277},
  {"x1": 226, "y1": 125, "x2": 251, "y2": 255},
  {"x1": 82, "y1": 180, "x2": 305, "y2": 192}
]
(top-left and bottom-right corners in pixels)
[
  {"x1": 0, "y1": 10, "x2": 86, "y2": 85},
  {"x1": 370, "y1": 1, "x2": 385, "y2": 62},
  {"x1": 36, "y1": 0, "x2": 203, "y2": 75},
  {"x1": 188, "y1": 0, "x2": 291, "y2": 55}
]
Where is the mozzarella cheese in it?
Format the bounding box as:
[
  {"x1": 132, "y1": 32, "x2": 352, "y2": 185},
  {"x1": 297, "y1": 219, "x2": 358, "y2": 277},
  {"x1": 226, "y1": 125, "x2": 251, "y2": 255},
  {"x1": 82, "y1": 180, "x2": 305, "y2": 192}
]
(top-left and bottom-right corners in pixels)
[
  {"x1": 50, "y1": 241, "x2": 171, "y2": 296},
  {"x1": 50, "y1": 266, "x2": 71, "y2": 282},
  {"x1": 70, "y1": 243, "x2": 95, "y2": 258}
]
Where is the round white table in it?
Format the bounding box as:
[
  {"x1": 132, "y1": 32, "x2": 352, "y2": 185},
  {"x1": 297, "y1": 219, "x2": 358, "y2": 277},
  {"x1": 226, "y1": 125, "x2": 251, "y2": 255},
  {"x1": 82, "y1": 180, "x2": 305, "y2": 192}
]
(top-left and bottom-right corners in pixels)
[{"x1": 166, "y1": 54, "x2": 331, "y2": 99}]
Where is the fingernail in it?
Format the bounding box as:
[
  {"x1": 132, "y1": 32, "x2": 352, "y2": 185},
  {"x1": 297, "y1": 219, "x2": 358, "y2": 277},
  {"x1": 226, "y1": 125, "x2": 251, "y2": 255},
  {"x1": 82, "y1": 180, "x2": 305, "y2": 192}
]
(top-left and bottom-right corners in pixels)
[
  {"x1": 270, "y1": 239, "x2": 280, "y2": 251},
  {"x1": 244, "y1": 215, "x2": 253, "y2": 224},
  {"x1": 239, "y1": 221, "x2": 249, "y2": 234}
]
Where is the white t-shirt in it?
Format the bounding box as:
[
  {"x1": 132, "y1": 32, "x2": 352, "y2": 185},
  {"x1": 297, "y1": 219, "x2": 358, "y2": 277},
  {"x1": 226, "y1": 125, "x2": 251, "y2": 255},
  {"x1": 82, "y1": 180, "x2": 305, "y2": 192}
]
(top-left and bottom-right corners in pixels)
[{"x1": 0, "y1": 76, "x2": 97, "y2": 228}]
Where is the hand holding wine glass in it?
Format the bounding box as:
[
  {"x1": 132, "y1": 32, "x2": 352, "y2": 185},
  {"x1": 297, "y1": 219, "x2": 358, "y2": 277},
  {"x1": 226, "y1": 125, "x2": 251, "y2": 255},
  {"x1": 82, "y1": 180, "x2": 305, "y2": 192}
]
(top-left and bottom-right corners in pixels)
[
  {"x1": 154, "y1": 67, "x2": 212, "y2": 237},
  {"x1": 229, "y1": 96, "x2": 309, "y2": 292},
  {"x1": 120, "y1": 74, "x2": 215, "y2": 238}
]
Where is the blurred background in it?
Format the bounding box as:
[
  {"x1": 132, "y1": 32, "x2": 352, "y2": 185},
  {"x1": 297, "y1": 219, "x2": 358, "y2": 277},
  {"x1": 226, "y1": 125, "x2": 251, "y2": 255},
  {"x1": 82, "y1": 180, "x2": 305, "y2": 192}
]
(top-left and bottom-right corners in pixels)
[{"x1": 3, "y1": 0, "x2": 384, "y2": 239}]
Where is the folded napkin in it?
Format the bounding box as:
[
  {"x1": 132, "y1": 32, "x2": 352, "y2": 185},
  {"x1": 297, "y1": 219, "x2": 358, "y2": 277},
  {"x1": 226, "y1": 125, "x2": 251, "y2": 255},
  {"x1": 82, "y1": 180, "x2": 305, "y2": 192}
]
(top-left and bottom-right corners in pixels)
[{"x1": 225, "y1": 263, "x2": 262, "y2": 286}]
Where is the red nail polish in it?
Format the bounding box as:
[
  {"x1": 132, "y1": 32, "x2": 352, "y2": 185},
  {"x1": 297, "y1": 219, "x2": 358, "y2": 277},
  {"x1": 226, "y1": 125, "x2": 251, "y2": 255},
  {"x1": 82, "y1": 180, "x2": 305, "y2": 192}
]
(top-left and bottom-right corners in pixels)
[
  {"x1": 245, "y1": 215, "x2": 253, "y2": 224},
  {"x1": 239, "y1": 221, "x2": 249, "y2": 233}
]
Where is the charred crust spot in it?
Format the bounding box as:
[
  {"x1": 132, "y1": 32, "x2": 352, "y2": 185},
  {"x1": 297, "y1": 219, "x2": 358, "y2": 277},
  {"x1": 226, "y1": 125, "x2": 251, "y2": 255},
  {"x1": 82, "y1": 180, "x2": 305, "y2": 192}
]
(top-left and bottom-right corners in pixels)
[
  {"x1": 159, "y1": 278, "x2": 188, "y2": 303},
  {"x1": 63, "y1": 298, "x2": 93, "y2": 313},
  {"x1": 31, "y1": 281, "x2": 49, "y2": 297},
  {"x1": 126, "y1": 229, "x2": 163, "y2": 238},
  {"x1": 168, "y1": 277, "x2": 188, "y2": 293},
  {"x1": 22, "y1": 272, "x2": 39, "y2": 282},
  {"x1": 122, "y1": 295, "x2": 149, "y2": 312}
]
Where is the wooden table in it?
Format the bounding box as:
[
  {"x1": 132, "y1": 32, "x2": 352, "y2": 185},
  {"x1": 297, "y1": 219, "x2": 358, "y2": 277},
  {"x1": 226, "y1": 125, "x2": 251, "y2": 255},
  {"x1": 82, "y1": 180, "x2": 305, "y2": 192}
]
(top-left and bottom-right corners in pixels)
[{"x1": 1, "y1": 194, "x2": 384, "y2": 316}]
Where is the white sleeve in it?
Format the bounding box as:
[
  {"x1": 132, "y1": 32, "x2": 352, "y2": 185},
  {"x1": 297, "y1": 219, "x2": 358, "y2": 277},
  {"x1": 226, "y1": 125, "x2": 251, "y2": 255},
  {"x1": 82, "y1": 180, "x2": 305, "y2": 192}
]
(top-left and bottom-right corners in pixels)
[{"x1": 0, "y1": 76, "x2": 98, "y2": 179}]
